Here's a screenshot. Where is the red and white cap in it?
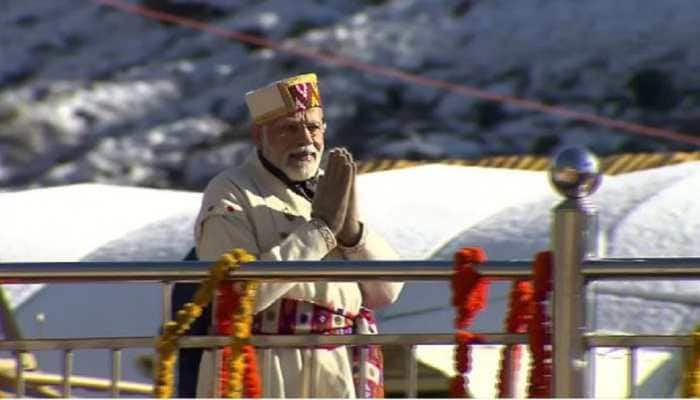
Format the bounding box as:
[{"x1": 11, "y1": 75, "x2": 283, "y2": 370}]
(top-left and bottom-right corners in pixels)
[{"x1": 245, "y1": 73, "x2": 322, "y2": 124}]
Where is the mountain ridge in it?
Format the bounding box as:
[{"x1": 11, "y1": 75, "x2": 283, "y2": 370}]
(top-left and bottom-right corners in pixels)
[{"x1": 2, "y1": 0, "x2": 699, "y2": 190}]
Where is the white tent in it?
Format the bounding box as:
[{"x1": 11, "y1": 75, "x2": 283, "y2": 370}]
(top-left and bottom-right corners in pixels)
[{"x1": 2, "y1": 161, "x2": 700, "y2": 396}]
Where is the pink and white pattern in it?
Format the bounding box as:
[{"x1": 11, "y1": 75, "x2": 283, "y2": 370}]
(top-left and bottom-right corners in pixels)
[{"x1": 252, "y1": 298, "x2": 384, "y2": 397}]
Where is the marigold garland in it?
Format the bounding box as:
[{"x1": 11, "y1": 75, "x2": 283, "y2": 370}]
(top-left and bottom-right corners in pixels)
[
  {"x1": 450, "y1": 247, "x2": 489, "y2": 398},
  {"x1": 682, "y1": 323, "x2": 700, "y2": 397},
  {"x1": 496, "y1": 279, "x2": 533, "y2": 398},
  {"x1": 217, "y1": 280, "x2": 262, "y2": 398},
  {"x1": 153, "y1": 248, "x2": 258, "y2": 398},
  {"x1": 527, "y1": 251, "x2": 553, "y2": 398}
]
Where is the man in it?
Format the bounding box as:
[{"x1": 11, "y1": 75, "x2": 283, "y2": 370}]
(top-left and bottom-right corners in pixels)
[{"x1": 193, "y1": 73, "x2": 403, "y2": 398}]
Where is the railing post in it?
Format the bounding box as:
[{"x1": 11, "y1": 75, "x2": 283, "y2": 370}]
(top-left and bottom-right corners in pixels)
[{"x1": 549, "y1": 146, "x2": 602, "y2": 398}]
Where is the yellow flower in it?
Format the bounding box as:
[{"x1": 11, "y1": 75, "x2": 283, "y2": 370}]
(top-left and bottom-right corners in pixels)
[
  {"x1": 184, "y1": 302, "x2": 203, "y2": 318},
  {"x1": 154, "y1": 249, "x2": 258, "y2": 399}
]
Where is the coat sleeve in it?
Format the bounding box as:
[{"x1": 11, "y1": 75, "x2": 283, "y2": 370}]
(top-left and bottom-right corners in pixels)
[
  {"x1": 339, "y1": 224, "x2": 404, "y2": 309},
  {"x1": 196, "y1": 195, "x2": 337, "y2": 314}
]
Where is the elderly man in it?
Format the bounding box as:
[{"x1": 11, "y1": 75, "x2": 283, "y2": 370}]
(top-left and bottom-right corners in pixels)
[{"x1": 193, "y1": 73, "x2": 403, "y2": 398}]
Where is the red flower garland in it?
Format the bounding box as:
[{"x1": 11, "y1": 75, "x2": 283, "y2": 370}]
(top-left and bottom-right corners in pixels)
[
  {"x1": 216, "y1": 282, "x2": 262, "y2": 398},
  {"x1": 527, "y1": 251, "x2": 553, "y2": 398},
  {"x1": 496, "y1": 279, "x2": 533, "y2": 398},
  {"x1": 450, "y1": 247, "x2": 489, "y2": 398},
  {"x1": 243, "y1": 345, "x2": 262, "y2": 397}
]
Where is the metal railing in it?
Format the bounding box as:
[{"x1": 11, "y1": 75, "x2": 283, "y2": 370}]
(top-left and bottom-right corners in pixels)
[{"x1": 1, "y1": 146, "x2": 699, "y2": 398}]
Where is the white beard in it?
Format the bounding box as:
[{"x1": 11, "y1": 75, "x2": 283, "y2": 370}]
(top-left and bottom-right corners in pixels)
[{"x1": 261, "y1": 135, "x2": 322, "y2": 181}]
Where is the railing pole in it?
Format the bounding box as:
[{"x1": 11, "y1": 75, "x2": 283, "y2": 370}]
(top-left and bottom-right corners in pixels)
[
  {"x1": 549, "y1": 146, "x2": 602, "y2": 398},
  {"x1": 404, "y1": 345, "x2": 418, "y2": 398},
  {"x1": 162, "y1": 282, "x2": 172, "y2": 326},
  {"x1": 111, "y1": 349, "x2": 122, "y2": 397},
  {"x1": 628, "y1": 347, "x2": 637, "y2": 398},
  {"x1": 14, "y1": 351, "x2": 25, "y2": 398},
  {"x1": 62, "y1": 350, "x2": 73, "y2": 397}
]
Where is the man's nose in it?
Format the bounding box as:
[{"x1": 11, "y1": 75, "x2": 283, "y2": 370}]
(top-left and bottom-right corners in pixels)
[{"x1": 296, "y1": 126, "x2": 314, "y2": 144}]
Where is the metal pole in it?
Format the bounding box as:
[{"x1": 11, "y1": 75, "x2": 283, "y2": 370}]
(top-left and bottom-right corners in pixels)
[
  {"x1": 552, "y1": 199, "x2": 588, "y2": 396},
  {"x1": 628, "y1": 347, "x2": 637, "y2": 398},
  {"x1": 584, "y1": 198, "x2": 603, "y2": 398},
  {"x1": 111, "y1": 349, "x2": 122, "y2": 397},
  {"x1": 404, "y1": 345, "x2": 418, "y2": 398},
  {"x1": 0, "y1": 260, "x2": 534, "y2": 282},
  {"x1": 586, "y1": 283, "x2": 598, "y2": 397},
  {"x1": 549, "y1": 146, "x2": 602, "y2": 398},
  {"x1": 14, "y1": 351, "x2": 25, "y2": 398},
  {"x1": 62, "y1": 350, "x2": 73, "y2": 397},
  {"x1": 6, "y1": 259, "x2": 700, "y2": 282},
  {"x1": 162, "y1": 282, "x2": 172, "y2": 326}
]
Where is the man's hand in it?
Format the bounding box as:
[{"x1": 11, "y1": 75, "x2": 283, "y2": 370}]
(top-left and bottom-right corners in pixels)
[
  {"x1": 337, "y1": 150, "x2": 362, "y2": 246},
  {"x1": 311, "y1": 148, "x2": 352, "y2": 235}
]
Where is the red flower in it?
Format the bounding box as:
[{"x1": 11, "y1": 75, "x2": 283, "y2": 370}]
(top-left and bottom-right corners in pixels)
[
  {"x1": 243, "y1": 345, "x2": 262, "y2": 398},
  {"x1": 497, "y1": 279, "x2": 534, "y2": 397},
  {"x1": 216, "y1": 282, "x2": 262, "y2": 398},
  {"x1": 455, "y1": 247, "x2": 487, "y2": 264},
  {"x1": 451, "y1": 247, "x2": 488, "y2": 398},
  {"x1": 449, "y1": 375, "x2": 467, "y2": 398},
  {"x1": 452, "y1": 251, "x2": 490, "y2": 330},
  {"x1": 528, "y1": 251, "x2": 553, "y2": 398}
]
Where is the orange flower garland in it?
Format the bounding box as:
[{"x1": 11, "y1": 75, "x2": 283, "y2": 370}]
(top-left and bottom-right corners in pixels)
[
  {"x1": 527, "y1": 251, "x2": 553, "y2": 398},
  {"x1": 450, "y1": 247, "x2": 489, "y2": 398},
  {"x1": 496, "y1": 279, "x2": 533, "y2": 398},
  {"x1": 242, "y1": 345, "x2": 262, "y2": 397},
  {"x1": 217, "y1": 280, "x2": 262, "y2": 398},
  {"x1": 154, "y1": 248, "x2": 258, "y2": 398}
]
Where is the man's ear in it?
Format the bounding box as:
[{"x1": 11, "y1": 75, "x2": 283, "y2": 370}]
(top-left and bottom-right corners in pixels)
[{"x1": 251, "y1": 124, "x2": 263, "y2": 148}]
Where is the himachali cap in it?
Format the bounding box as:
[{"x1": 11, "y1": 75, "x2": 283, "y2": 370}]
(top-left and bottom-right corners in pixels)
[{"x1": 245, "y1": 73, "x2": 323, "y2": 125}]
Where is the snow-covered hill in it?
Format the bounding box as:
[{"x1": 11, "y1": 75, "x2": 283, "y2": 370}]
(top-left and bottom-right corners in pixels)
[{"x1": 1, "y1": 0, "x2": 699, "y2": 190}]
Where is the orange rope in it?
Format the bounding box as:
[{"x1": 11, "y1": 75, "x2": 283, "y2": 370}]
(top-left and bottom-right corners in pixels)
[{"x1": 91, "y1": 0, "x2": 700, "y2": 147}]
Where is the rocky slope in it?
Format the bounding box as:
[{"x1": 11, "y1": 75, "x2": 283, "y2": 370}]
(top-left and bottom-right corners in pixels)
[{"x1": 1, "y1": 0, "x2": 699, "y2": 190}]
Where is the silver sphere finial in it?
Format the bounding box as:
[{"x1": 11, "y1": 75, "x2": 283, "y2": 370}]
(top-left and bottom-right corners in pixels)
[{"x1": 549, "y1": 146, "x2": 602, "y2": 199}]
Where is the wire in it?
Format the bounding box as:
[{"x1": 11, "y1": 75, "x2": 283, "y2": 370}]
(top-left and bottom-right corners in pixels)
[{"x1": 91, "y1": 0, "x2": 700, "y2": 147}]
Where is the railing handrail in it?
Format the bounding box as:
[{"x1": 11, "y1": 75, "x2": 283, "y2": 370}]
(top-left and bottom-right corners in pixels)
[
  {"x1": 0, "y1": 260, "x2": 527, "y2": 282},
  {"x1": 0, "y1": 333, "x2": 691, "y2": 352},
  {"x1": 1, "y1": 258, "x2": 699, "y2": 283},
  {"x1": 0, "y1": 333, "x2": 522, "y2": 351}
]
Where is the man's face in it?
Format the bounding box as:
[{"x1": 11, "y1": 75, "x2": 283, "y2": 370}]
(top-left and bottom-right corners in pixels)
[{"x1": 256, "y1": 107, "x2": 325, "y2": 181}]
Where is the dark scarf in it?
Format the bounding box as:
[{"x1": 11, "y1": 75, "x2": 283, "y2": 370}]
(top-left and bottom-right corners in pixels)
[{"x1": 258, "y1": 151, "x2": 318, "y2": 201}]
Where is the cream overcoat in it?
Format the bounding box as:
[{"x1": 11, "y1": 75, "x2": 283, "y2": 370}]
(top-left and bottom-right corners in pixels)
[{"x1": 193, "y1": 153, "x2": 403, "y2": 398}]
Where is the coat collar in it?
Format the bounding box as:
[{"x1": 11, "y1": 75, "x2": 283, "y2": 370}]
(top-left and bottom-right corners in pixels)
[{"x1": 244, "y1": 152, "x2": 315, "y2": 215}]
